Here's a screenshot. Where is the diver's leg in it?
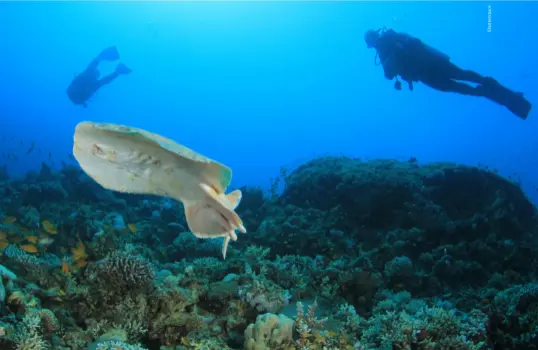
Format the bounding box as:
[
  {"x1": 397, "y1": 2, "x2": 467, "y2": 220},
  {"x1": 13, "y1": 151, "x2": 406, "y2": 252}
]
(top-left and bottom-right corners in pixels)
[
  {"x1": 94, "y1": 63, "x2": 132, "y2": 89},
  {"x1": 423, "y1": 76, "x2": 532, "y2": 119},
  {"x1": 84, "y1": 46, "x2": 120, "y2": 72},
  {"x1": 85, "y1": 58, "x2": 100, "y2": 73},
  {"x1": 421, "y1": 77, "x2": 484, "y2": 96},
  {"x1": 448, "y1": 62, "x2": 527, "y2": 105},
  {"x1": 95, "y1": 72, "x2": 120, "y2": 89},
  {"x1": 444, "y1": 62, "x2": 490, "y2": 84}
]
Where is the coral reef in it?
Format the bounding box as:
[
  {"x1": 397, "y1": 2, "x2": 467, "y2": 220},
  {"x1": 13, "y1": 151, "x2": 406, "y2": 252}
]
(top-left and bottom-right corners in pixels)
[{"x1": 0, "y1": 157, "x2": 536, "y2": 349}]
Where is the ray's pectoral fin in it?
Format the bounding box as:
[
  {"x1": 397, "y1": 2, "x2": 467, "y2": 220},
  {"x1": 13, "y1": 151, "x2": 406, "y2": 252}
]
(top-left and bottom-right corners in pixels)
[
  {"x1": 185, "y1": 202, "x2": 232, "y2": 233},
  {"x1": 184, "y1": 201, "x2": 238, "y2": 259},
  {"x1": 225, "y1": 189, "x2": 242, "y2": 209},
  {"x1": 199, "y1": 183, "x2": 246, "y2": 233}
]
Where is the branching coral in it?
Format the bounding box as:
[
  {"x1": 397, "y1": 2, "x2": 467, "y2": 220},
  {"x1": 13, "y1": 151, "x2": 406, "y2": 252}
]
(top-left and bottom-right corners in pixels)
[
  {"x1": 335, "y1": 303, "x2": 362, "y2": 337},
  {"x1": 36, "y1": 309, "x2": 60, "y2": 334},
  {"x1": 294, "y1": 300, "x2": 327, "y2": 344},
  {"x1": 357, "y1": 305, "x2": 487, "y2": 349},
  {"x1": 5, "y1": 245, "x2": 40, "y2": 268},
  {"x1": 3, "y1": 246, "x2": 52, "y2": 287},
  {"x1": 238, "y1": 264, "x2": 291, "y2": 314},
  {"x1": 293, "y1": 301, "x2": 354, "y2": 349},
  {"x1": 147, "y1": 278, "x2": 203, "y2": 345},
  {"x1": 87, "y1": 251, "x2": 155, "y2": 293},
  {"x1": 84, "y1": 295, "x2": 149, "y2": 343},
  {"x1": 12, "y1": 313, "x2": 49, "y2": 350}
]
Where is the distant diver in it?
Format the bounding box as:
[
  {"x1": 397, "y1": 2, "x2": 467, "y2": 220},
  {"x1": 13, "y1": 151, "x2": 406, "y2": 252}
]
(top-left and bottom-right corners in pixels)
[
  {"x1": 365, "y1": 28, "x2": 532, "y2": 120},
  {"x1": 66, "y1": 46, "x2": 132, "y2": 108}
]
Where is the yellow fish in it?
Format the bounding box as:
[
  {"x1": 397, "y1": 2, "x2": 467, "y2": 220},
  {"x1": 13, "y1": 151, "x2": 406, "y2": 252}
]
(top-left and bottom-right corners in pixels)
[
  {"x1": 71, "y1": 241, "x2": 87, "y2": 261},
  {"x1": 26, "y1": 236, "x2": 39, "y2": 244},
  {"x1": 41, "y1": 220, "x2": 58, "y2": 234},
  {"x1": 73, "y1": 259, "x2": 87, "y2": 270},
  {"x1": 61, "y1": 261, "x2": 70, "y2": 276},
  {"x1": 0, "y1": 240, "x2": 9, "y2": 249},
  {"x1": 20, "y1": 244, "x2": 38, "y2": 253},
  {"x1": 3, "y1": 217, "x2": 16, "y2": 224},
  {"x1": 127, "y1": 223, "x2": 137, "y2": 233}
]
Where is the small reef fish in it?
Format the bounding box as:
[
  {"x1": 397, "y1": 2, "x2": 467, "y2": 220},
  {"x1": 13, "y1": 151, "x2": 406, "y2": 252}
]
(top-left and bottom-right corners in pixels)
[
  {"x1": 26, "y1": 236, "x2": 39, "y2": 244},
  {"x1": 71, "y1": 240, "x2": 87, "y2": 261},
  {"x1": 20, "y1": 244, "x2": 38, "y2": 253},
  {"x1": 3, "y1": 217, "x2": 17, "y2": 224},
  {"x1": 61, "y1": 260, "x2": 71, "y2": 276},
  {"x1": 38, "y1": 237, "x2": 55, "y2": 247},
  {"x1": 127, "y1": 223, "x2": 137, "y2": 233},
  {"x1": 73, "y1": 259, "x2": 87, "y2": 270},
  {"x1": 0, "y1": 232, "x2": 6, "y2": 240},
  {"x1": 0, "y1": 240, "x2": 9, "y2": 249},
  {"x1": 41, "y1": 220, "x2": 58, "y2": 234},
  {"x1": 69, "y1": 240, "x2": 88, "y2": 272}
]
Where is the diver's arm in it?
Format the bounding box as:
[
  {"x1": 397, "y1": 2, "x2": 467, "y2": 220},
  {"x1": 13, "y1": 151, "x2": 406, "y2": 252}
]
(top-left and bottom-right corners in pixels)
[
  {"x1": 382, "y1": 54, "x2": 398, "y2": 80},
  {"x1": 377, "y1": 36, "x2": 404, "y2": 80}
]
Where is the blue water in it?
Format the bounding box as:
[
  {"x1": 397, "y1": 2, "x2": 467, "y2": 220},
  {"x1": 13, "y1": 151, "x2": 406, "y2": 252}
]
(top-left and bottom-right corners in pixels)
[{"x1": 2, "y1": 2, "x2": 538, "y2": 202}]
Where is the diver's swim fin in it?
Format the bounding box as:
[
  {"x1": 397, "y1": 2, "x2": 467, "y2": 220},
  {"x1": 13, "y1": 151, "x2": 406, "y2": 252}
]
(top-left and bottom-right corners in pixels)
[
  {"x1": 115, "y1": 63, "x2": 132, "y2": 75},
  {"x1": 98, "y1": 46, "x2": 120, "y2": 61},
  {"x1": 506, "y1": 96, "x2": 532, "y2": 120},
  {"x1": 484, "y1": 83, "x2": 532, "y2": 120}
]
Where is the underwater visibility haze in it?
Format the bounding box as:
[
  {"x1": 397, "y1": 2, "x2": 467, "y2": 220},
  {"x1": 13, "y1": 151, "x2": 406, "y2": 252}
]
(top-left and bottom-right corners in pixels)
[{"x1": 1, "y1": 1, "x2": 538, "y2": 349}]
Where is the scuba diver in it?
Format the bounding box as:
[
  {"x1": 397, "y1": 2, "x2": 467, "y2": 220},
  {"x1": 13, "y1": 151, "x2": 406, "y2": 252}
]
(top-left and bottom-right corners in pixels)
[
  {"x1": 66, "y1": 46, "x2": 132, "y2": 108},
  {"x1": 365, "y1": 28, "x2": 532, "y2": 120}
]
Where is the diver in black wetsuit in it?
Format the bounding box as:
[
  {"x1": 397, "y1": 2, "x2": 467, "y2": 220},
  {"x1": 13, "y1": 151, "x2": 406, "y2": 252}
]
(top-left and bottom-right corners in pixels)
[
  {"x1": 66, "y1": 46, "x2": 132, "y2": 108},
  {"x1": 365, "y1": 28, "x2": 532, "y2": 120}
]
